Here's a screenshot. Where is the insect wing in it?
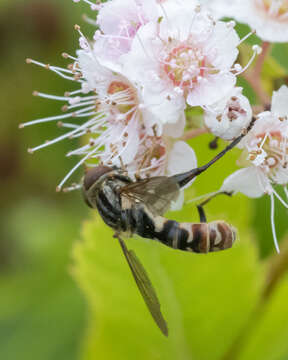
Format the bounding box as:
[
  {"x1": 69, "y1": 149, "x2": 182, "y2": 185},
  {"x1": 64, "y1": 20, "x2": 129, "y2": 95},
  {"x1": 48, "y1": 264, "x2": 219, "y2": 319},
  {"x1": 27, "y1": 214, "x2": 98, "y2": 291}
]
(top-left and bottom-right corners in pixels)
[
  {"x1": 120, "y1": 176, "x2": 180, "y2": 215},
  {"x1": 118, "y1": 237, "x2": 168, "y2": 337}
]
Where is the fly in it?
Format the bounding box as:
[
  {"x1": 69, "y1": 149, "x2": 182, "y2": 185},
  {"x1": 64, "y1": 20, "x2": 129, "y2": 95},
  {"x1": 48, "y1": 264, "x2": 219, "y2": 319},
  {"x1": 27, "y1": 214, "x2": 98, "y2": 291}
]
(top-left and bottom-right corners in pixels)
[{"x1": 82, "y1": 119, "x2": 256, "y2": 337}]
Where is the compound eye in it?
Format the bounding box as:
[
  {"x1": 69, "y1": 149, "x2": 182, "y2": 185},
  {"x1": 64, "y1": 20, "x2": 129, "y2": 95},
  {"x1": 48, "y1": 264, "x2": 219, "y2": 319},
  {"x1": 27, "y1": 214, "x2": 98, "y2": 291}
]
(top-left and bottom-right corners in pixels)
[{"x1": 83, "y1": 165, "x2": 113, "y2": 190}]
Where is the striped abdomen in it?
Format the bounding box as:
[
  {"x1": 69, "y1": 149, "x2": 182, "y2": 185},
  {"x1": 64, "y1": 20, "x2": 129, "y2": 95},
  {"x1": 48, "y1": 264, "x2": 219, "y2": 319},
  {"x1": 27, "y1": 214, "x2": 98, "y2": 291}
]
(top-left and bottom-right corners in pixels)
[{"x1": 135, "y1": 211, "x2": 236, "y2": 253}]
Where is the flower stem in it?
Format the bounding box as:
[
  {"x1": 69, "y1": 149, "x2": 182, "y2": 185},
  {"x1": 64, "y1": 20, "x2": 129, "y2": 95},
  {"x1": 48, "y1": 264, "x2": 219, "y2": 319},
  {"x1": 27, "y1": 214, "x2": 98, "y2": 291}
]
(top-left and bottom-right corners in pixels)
[
  {"x1": 254, "y1": 42, "x2": 271, "y2": 78},
  {"x1": 180, "y1": 127, "x2": 208, "y2": 141}
]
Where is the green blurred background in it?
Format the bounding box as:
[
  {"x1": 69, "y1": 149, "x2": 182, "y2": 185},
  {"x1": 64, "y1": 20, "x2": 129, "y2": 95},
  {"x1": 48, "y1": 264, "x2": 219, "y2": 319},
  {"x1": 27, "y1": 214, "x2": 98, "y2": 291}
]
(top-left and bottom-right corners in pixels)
[
  {"x1": 0, "y1": 1, "x2": 89, "y2": 359},
  {"x1": 1, "y1": 1, "x2": 288, "y2": 359}
]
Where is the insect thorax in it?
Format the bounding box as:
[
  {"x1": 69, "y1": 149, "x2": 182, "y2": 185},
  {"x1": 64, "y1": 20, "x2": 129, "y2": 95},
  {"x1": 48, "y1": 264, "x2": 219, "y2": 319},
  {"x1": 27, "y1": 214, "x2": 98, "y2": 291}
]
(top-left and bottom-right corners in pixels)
[{"x1": 83, "y1": 170, "x2": 139, "y2": 234}]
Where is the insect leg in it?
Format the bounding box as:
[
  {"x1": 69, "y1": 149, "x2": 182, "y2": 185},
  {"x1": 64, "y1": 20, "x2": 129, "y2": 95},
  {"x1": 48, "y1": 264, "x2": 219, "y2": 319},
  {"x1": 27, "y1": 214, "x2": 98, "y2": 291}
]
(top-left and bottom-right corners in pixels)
[
  {"x1": 196, "y1": 191, "x2": 233, "y2": 223},
  {"x1": 171, "y1": 117, "x2": 257, "y2": 188}
]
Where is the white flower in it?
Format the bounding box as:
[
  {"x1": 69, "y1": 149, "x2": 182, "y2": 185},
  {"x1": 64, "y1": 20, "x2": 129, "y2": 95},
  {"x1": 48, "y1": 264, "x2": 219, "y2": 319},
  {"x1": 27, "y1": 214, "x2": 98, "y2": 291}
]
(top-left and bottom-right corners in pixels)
[
  {"x1": 221, "y1": 85, "x2": 288, "y2": 252},
  {"x1": 166, "y1": 140, "x2": 198, "y2": 210},
  {"x1": 199, "y1": 0, "x2": 235, "y2": 19},
  {"x1": 206, "y1": 0, "x2": 288, "y2": 42},
  {"x1": 204, "y1": 87, "x2": 252, "y2": 140},
  {"x1": 132, "y1": 137, "x2": 197, "y2": 211},
  {"x1": 22, "y1": 37, "x2": 187, "y2": 191},
  {"x1": 121, "y1": 3, "x2": 240, "y2": 110},
  {"x1": 93, "y1": 0, "x2": 160, "y2": 65}
]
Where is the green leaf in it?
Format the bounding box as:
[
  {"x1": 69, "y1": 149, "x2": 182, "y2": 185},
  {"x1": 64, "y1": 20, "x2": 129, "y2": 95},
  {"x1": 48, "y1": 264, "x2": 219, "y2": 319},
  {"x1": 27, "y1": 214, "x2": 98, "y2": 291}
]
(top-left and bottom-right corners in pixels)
[
  {"x1": 238, "y1": 273, "x2": 288, "y2": 360},
  {"x1": 73, "y1": 214, "x2": 263, "y2": 360},
  {"x1": 72, "y1": 135, "x2": 288, "y2": 360}
]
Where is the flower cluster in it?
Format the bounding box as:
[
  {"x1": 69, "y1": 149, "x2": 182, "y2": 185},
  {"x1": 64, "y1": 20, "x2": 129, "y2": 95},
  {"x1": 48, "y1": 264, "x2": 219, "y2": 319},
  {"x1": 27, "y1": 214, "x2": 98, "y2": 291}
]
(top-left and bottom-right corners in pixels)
[
  {"x1": 221, "y1": 86, "x2": 288, "y2": 252},
  {"x1": 22, "y1": 0, "x2": 288, "y2": 250},
  {"x1": 203, "y1": 0, "x2": 288, "y2": 42}
]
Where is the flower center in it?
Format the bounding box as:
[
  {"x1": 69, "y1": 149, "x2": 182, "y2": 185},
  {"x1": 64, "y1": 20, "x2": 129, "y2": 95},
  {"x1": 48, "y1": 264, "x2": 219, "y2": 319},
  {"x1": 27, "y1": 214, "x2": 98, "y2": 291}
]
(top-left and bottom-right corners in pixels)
[
  {"x1": 257, "y1": 0, "x2": 288, "y2": 20},
  {"x1": 250, "y1": 131, "x2": 288, "y2": 171},
  {"x1": 135, "y1": 134, "x2": 166, "y2": 175},
  {"x1": 107, "y1": 81, "x2": 137, "y2": 122},
  {"x1": 119, "y1": 19, "x2": 142, "y2": 38},
  {"x1": 164, "y1": 44, "x2": 208, "y2": 88}
]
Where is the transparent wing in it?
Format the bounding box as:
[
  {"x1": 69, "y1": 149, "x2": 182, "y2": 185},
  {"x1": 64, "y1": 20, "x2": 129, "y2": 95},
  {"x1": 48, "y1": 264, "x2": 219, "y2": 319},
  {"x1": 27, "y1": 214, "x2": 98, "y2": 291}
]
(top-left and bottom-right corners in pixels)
[
  {"x1": 117, "y1": 236, "x2": 168, "y2": 337},
  {"x1": 120, "y1": 176, "x2": 180, "y2": 215}
]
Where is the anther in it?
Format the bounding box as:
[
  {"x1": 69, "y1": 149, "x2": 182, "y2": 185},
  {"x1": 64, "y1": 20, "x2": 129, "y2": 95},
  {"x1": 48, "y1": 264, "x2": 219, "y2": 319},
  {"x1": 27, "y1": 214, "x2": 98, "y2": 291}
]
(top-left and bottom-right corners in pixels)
[
  {"x1": 74, "y1": 24, "x2": 81, "y2": 31},
  {"x1": 62, "y1": 52, "x2": 69, "y2": 59},
  {"x1": 74, "y1": 74, "x2": 82, "y2": 80},
  {"x1": 45, "y1": 64, "x2": 50, "y2": 70},
  {"x1": 26, "y1": 58, "x2": 32, "y2": 64},
  {"x1": 57, "y1": 121, "x2": 63, "y2": 127},
  {"x1": 234, "y1": 64, "x2": 242, "y2": 72},
  {"x1": 64, "y1": 92, "x2": 70, "y2": 97},
  {"x1": 32, "y1": 90, "x2": 39, "y2": 96},
  {"x1": 227, "y1": 20, "x2": 236, "y2": 28},
  {"x1": 252, "y1": 45, "x2": 262, "y2": 55},
  {"x1": 62, "y1": 105, "x2": 68, "y2": 112},
  {"x1": 56, "y1": 186, "x2": 62, "y2": 192},
  {"x1": 19, "y1": 123, "x2": 24, "y2": 129},
  {"x1": 27, "y1": 148, "x2": 34, "y2": 154}
]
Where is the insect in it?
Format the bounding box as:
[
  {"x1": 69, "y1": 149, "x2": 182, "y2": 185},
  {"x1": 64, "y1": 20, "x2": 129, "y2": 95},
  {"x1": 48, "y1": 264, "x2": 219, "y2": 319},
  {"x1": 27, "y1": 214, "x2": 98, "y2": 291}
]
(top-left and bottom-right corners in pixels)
[{"x1": 82, "y1": 120, "x2": 255, "y2": 337}]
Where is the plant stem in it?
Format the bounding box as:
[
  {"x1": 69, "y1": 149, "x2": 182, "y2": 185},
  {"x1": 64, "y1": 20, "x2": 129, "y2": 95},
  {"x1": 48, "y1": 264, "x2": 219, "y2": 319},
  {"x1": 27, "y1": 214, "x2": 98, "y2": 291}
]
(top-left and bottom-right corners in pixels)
[
  {"x1": 254, "y1": 42, "x2": 271, "y2": 78},
  {"x1": 180, "y1": 127, "x2": 208, "y2": 141}
]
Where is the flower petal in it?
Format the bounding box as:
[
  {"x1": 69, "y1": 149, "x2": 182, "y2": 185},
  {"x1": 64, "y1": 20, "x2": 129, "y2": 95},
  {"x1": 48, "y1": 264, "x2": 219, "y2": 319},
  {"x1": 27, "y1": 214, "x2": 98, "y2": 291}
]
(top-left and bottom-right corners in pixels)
[
  {"x1": 166, "y1": 141, "x2": 197, "y2": 177},
  {"x1": 221, "y1": 167, "x2": 265, "y2": 198},
  {"x1": 271, "y1": 85, "x2": 288, "y2": 118}
]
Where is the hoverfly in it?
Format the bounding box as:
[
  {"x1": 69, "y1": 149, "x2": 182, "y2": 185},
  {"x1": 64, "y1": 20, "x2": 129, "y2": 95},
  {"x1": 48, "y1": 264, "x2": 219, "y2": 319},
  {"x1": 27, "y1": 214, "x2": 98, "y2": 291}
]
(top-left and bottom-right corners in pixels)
[{"x1": 82, "y1": 120, "x2": 255, "y2": 337}]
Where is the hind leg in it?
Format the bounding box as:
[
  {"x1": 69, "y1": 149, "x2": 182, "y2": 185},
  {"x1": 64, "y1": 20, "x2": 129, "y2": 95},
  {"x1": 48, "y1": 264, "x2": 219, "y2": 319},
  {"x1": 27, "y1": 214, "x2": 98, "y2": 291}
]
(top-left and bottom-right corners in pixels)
[{"x1": 196, "y1": 191, "x2": 233, "y2": 223}]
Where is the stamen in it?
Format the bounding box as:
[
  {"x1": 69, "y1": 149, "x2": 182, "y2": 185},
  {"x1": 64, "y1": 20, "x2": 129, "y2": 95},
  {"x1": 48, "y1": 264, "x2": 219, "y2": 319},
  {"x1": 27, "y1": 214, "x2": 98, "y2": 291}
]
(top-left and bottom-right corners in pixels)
[
  {"x1": 270, "y1": 193, "x2": 280, "y2": 253},
  {"x1": 62, "y1": 52, "x2": 78, "y2": 61},
  {"x1": 234, "y1": 45, "x2": 262, "y2": 75},
  {"x1": 238, "y1": 30, "x2": 256, "y2": 46},
  {"x1": 284, "y1": 186, "x2": 288, "y2": 200},
  {"x1": 56, "y1": 147, "x2": 98, "y2": 191},
  {"x1": 73, "y1": 0, "x2": 100, "y2": 10},
  {"x1": 62, "y1": 183, "x2": 83, "y2": 192},
  {"x1": 20, "y1": 113, "x2": 74, "y2": 128},
  {"x1": 66, "y1": 89, "x2": 82, "y2": 96},
  {"x1": 272, "y1": 188, "x2": 288, "y2": 208},
  {"x1": 26, "y1": 58, "x2": 82, "y2": 82},
  {"x1": 82, "y1": 14, "x2": 98, "y2": 26},
  {"x1": 186, "y1": 191, "x2": 219, "y2": 204},
  {"x1": 27, "y1": 114, "x2": 98, "y2": 152},
  {"x1": 33, "y1": 91, "x2": 71, "y2": 101},
  {"x1": 58, "y1": 122, "x2": 80, "y2": 129},
  {"x1": 66, "y1": 100, "x2": 95, "y2": 110}
]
